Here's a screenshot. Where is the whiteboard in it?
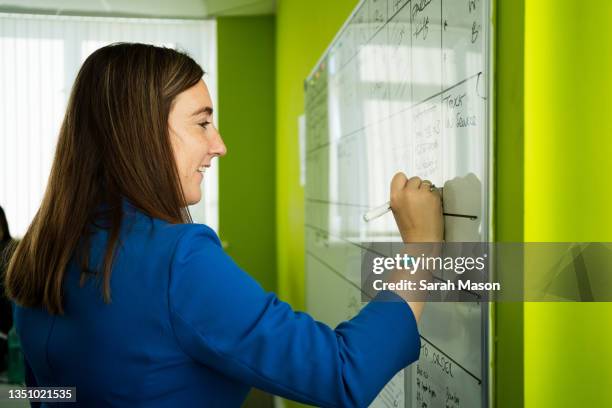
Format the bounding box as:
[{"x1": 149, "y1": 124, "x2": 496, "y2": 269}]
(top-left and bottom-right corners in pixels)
[{"x1": 304, "y1": 0, "x2": 491, "y2": 407}]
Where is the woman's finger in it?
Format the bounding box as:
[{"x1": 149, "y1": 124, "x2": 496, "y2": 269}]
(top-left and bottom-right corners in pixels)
[
  {"x1": 420, "y1": 179, "x2": 432, "y2": 190},
  {"x1": 390, "y1": 172, "x2": 409, "y2": 194},
  {"x1": 406, "y1": 176, "x2": 422, "y2": 189}
]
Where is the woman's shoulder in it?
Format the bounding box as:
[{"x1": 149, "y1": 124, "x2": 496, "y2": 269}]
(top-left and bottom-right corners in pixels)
[
  {"x1": 153, "y1": 219, "x2": 221, "y2": 248},
  {"x1": 127, "y1": 211, "x2": 222, "y2": 260},
  {"x1": 99, "y1": 206, "x2": 224, "y2": 265},
  {"x1": 119, "y1": 200, "x2": 220, "y2": 247}
]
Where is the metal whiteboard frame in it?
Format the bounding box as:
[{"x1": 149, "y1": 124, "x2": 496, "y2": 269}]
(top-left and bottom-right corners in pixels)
[
  {"x1": 486, "y1": 0, "x2": 496, "y2": 406},
  {"x1": 304, "y1": 1, "x2": 495, "y2": 407},
  {"x1": 484, "y1": 0, "x2": 494, "y2": 406}
]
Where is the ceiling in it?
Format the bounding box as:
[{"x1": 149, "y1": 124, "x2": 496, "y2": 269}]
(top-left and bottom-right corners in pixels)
[{"x1": 0, "y1": 0, "x2": 276, "y2": 18}]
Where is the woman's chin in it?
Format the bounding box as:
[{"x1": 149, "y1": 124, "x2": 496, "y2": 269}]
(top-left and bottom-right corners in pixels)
[
  {"x1": 185, "y1": 190, "x2": 202, "y2": 206},
  {"x1": 186, "y1": 198, "x2": 201, "y2": 206}
]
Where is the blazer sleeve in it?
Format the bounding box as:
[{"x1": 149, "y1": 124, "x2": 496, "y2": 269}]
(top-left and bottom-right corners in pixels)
[{"x1": 167, "y1": 224, "x2": 421, "y2": 408}]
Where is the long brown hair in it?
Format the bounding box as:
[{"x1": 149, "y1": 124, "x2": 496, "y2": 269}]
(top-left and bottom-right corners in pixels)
[{"x1": 4, "y1": 43, "x2": 204, "y2": 314}]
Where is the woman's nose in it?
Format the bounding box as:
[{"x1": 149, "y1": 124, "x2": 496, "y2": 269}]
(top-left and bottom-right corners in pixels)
[{"x1": 212, "y1": 129, "x2": 227, "y2": 157}]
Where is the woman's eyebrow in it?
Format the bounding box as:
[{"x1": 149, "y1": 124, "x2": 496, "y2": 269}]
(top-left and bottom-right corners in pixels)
[{"x1": 191, "y1": 106, "x2": 213, "y2": 117}]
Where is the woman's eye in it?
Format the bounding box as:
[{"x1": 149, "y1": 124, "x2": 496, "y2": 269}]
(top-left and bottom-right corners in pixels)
[{"x1": 199, "y1": 121, "x2": 210, "y2": 129}]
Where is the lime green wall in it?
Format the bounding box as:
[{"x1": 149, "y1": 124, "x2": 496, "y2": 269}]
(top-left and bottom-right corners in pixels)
[
  {"x1": 524, "y1": 2, "x2": 612, "y2": 407},
  {"x1": 217, "y1": 16, "x2": 276, "y2": 292},
  {"x1": 275, "y1": 3, "x2": 357, "y2": 406},
  {"x1": 275, "y1": 0, "x2": 358, "y2": 309},
  {"x1": 494, "y1": 1, "x2": 524, "y2": 406}
]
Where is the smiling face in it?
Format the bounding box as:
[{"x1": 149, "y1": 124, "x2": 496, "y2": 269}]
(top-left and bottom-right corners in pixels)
[{"x1": 168, "y1": 79, "x2": 226, "y2": 206}]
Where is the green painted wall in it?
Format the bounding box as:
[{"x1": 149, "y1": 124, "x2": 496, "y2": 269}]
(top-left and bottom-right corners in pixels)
[
  {"x1": 275, "y1": 2, "x2": 357, "y2": 406},
  {"x1": 494, "y1": 1, "x2": 524, "y2": 407},
  {"x1": 524, "y1": 1, "x2": 612, "y2": 407},
  {"x1": 217, "y1": 16, "x2": 277, "y2": 292},
  {"x1": 275, "y1": 0, "x2": 358, "y2": 310}
]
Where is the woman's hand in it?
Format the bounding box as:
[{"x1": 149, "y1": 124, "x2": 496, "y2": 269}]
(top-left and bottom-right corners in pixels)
[{"x1": 389, "y1": 172, "x2": 443, "y2": 243}]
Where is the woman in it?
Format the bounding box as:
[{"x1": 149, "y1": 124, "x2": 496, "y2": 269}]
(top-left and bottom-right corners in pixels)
[
  {"x1": 0, "y1": 205, "x2": 15, "y2": 371},
  {"x1": 5, "y1": 43, "x2": 443, "y2": 407}
]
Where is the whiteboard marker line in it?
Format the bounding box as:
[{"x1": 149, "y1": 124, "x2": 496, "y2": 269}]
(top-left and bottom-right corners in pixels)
[{"x1": 363, "y1": 196, "x2": 478, "y2": 222}]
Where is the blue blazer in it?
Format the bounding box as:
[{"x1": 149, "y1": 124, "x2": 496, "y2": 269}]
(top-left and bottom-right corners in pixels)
[{"x1": 14, "y1": 200, "x2": 420, "y2": 407}]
